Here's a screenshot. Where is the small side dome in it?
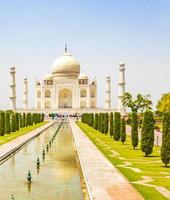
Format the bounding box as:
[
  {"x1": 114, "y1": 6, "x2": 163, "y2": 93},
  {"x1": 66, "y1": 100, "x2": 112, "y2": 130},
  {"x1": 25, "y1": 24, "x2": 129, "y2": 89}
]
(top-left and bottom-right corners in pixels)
[
  {"x1": 119, "y1": 60, "x2": 125, "y2": 66},
  {"x1": 44, "y1": 73, "x2": 53, "y2": 80},
  {"x1": 78, "y1": 73, "x2": 88, "y2": 80}
]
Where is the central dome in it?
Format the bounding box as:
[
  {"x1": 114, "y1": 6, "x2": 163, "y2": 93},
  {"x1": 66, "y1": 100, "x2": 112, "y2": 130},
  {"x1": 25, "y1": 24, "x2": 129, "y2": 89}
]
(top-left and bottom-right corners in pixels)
[{"x1": 51, "y1": 48, "x2": 80, "y2": 78}]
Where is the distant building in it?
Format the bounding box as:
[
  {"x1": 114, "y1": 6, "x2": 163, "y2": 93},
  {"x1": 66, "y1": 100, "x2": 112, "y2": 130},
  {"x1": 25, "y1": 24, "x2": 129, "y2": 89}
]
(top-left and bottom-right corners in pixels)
[{"x1": 35, "y1": 46, "x2": 97, "y2": 109}]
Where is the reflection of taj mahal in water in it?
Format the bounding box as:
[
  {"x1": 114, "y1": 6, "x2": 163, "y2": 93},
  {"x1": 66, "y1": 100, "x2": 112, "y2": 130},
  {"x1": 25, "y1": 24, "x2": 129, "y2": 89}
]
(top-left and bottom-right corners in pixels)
[
  {"x1": 9, "y1": 45, "x2": 126, "y2": 113},
  {"x1": 35, "y1": 45, "x2": 97, "y2": 109}
]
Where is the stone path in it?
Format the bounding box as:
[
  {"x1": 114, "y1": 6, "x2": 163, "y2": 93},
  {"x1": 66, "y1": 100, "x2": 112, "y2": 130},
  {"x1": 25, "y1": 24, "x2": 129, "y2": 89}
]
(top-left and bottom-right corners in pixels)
[
  {"x1": 70, "y1": 121, "x2": 144, "y2": 200},
  {"x1": 0, "y1": 122, "x2": 54, "y2": 163}
]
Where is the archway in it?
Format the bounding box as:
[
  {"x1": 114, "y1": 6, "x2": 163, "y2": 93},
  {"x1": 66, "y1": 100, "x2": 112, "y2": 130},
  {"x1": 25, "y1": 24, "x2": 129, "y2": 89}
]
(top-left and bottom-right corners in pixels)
[{"x1": 59, "y1": 89, "x2": 72, "y2": 108}]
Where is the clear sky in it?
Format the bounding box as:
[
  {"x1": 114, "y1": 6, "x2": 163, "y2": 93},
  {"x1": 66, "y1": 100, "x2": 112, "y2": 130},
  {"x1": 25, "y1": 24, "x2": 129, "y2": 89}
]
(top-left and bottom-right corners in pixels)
[{"x1": 0, "y1": 0, "x2": 170, "y2": 109}]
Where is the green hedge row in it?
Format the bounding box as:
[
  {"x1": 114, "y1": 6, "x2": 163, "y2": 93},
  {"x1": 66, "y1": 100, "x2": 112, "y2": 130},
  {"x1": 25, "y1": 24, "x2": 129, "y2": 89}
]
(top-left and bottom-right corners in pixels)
[
  {"x1": 0, "y1": 111, "x2": 45, "y2": 136},
  {"x1": 81, "y1": 110, "x2": 170, "y2": 167}
]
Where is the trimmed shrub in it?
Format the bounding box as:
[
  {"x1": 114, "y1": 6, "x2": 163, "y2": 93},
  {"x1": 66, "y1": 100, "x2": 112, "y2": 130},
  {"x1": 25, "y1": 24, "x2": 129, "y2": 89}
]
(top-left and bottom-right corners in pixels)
[
  {"x1": 161, "y1": 112, "x2": 170, "y2": 167},
  {"x1": 104, "y1": 113, "x2": 109, "y2": 134},
  {"x1": 109, "y1": 112, "x2": 113, "y2": 137},
  {"x1": 19, "y1": 113, "x2": 23, "y2": 129},
  {"x1": 0, "y1": 111, "x2": 5, "y2": 136},
  {"x1": 131, "y1": 112, "x2": 138, "y2": 149},
  {"x1": 5, "y1": 112, "x2": 11, "y2": 134},
  {"x1": 94, "y1": 113, "x2": 99, "y2": 130},
  {"x1": 98, "y1": 113, "x2": 102, "y2": 131},
  {"x1": 15, "y1": 113, "x2": 19, "y2": 131},
  {"x1": 113, "y1": 112, "x2": 121, "y2": 141},
  {"x1": 23, "y1": 113, "x2": 26, "y2": 127},
  {"x1": 141, "y1": 111, "x2": 154, "y2": 156},
  {"x1": 121, "y1": 118, "x2": 126, "y2": 144},
  {"x1": 11, "y1": 114, "x2": 16, "y2": 132},
  {"x1": 101, "y1": 113, "x2": 105, "y2": 133}
]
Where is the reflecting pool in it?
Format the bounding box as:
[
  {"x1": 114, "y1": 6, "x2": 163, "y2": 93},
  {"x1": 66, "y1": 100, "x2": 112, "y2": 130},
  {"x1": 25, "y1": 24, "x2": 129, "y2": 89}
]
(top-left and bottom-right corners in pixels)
[{"x1": 0, "y1": 123, "x2": 84, "y2": 200}]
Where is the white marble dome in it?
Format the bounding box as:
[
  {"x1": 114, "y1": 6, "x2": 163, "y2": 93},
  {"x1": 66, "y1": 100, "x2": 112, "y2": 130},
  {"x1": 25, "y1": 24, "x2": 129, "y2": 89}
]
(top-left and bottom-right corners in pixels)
[
  {"x1": 119, "y1": 60, "x2": 125, "y2": 66},
  {"x1": 51, "y1": 51, "x2": 80, "y2": 78},
  {"x1": 78, "y1": 73, "x2": 88, "y2": 79},
  {"x1": 44, "y1": 73, "x2": 53, "y2": 80}
]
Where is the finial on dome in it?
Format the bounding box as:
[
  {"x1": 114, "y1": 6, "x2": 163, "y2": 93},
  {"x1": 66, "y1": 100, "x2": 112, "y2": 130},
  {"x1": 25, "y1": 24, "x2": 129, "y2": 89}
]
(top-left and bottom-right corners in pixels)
[{"x1": 65, "y1": 43, "x2": 67, "y2": 53}]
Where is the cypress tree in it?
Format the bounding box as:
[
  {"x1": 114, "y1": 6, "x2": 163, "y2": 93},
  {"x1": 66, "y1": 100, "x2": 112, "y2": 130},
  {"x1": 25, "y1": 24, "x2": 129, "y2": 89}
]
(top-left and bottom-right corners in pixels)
[
  {"x1": 131, "y1": 112, "x2": 138, "y2": 149},
  {"x1": 0, "y1": 111, "x2": 5, "y2": 136},
  {"x1": 141, "y1": 111, "x2": 154, "y2": 156},
  {"x1": 19, "y1": 113, "x2": 23, "y2": 129},
  {"x1": 98, "y1": 113, "x2": 101, "y2": 131},
  {"x1": 5, "y1": 112, "x2": 11, "y2": 134},
  {"x1": 15, "y1": 113, "x2": 19, "y2": 131},
  {"x1": 11, "y1": 114, "x2": 16, "y2": 132},
  {"x1": 101, "y1": 113, "x2": 105, "y2": 133},
  {"x1": 121, "y1": 118, "x2": 126, "y2": 144},
  {"x1": 90, "y1": 113, "x2": 94, "y2": 127},
  {"x1": 109, "y1": 112, "x2": 113, "y2": 137},
  {"x1": 113, "y1": 112, "x2": 121, "y2": 141},
  {"x1": 30, "y1": 114, "x2": 33, "y2": 125},
  {"x1": 161, "y1": 112, "x2": 170, "y2": 167},
  {"x1": 23, "y1": 113, "x2": 26, "y2": 127},
  {"x1": 94, "y1": 113, "x2": 99, "y2": 130},
  {"x1": 104, "y1": 113, "x2": 109, "y2": 134}
]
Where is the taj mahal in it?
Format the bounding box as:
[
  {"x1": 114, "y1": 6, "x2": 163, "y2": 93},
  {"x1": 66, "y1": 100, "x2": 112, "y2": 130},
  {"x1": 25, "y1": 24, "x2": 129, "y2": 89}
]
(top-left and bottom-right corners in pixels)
[
  {"x1": 9, "y1": 45, "x2": 126, "y2": 114},
  {"x1": 35, "y1": 45, "x2": 97, "y2": 110}
]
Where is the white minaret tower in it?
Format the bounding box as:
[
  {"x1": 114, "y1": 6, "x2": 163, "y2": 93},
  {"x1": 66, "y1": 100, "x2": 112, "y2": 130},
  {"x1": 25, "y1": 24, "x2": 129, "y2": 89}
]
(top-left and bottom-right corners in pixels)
[
  {"x1": 118, "y1": 61, "x2": 126, "y2": 114},
  {"x1": 23, "y1": 78, "x2": 28, "y2": 109},
  {"x1": 105, "y1": 76, "x2": 111, "y2": 109},
  {"x1": 9, "y1": 65, "x2": 16, "y2": 110}
]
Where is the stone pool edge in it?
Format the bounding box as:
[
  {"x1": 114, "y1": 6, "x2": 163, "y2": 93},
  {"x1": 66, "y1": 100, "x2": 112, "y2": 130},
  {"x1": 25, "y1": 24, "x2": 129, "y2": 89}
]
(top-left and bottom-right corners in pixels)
[{"x1": 0, "y1": 121, "x2": 55, "y2": 164}]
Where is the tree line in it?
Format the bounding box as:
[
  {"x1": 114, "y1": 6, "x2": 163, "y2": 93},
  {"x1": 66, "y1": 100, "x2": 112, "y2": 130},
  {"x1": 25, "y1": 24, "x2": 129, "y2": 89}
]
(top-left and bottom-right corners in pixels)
[
  {"x1": 0, "y1": 110, "x2": 45, "y2": 136},
  {"x1": 81, "y1": 111, "x2": 170, "y2": 167}
]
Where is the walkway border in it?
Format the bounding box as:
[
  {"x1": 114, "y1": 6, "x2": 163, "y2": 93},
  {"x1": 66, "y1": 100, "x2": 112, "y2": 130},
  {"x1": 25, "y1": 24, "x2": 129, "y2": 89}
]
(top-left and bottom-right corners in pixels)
[
  {"x1": 0, "y1": 122, "x2": 55, "y2": 164},
  {"x1": 70, "y1": 121, "x2": 144, "y2": 200}
]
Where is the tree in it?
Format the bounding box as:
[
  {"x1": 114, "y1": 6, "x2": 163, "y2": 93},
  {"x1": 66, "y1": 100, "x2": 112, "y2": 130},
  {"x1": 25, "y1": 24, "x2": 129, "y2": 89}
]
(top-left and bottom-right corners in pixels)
[
  {"x1": 23, "y1": 113, "x2": 26, "y2": 127},
  {"x1": 104, "y1": 113, "x2": 109, "y2": 134},
  {"x1": 5, "y1": 112, "x2": 11, "y2": 134},
  {"x1": 157, "y1": 93, "x2": 170, "y2": 113},
  {"x1": 0, "y1": 111, "x2": 5, "y2": 136},
  {"x1": 101, "y1": 113, "x2": 105, "y2": 133},
  {"x1": 113, "y1": 112, "x2": 121, "y2": 141},
  {"x1": 98, "y1": 113, "x2": 101, "y2": 131},
  {"x1": 15, "y1": 113, "x2": 19, "y2": 131},
  {"x1": 122, "y1": 92, "x2": 152, "y2": 113},
  {"x1": 131, "y1": 112, "x2": 138, "y2": 149},
  {"x1": 161, "y1": 112, "x2": 170, "y2": 167},
  {"x1": 93, "y1": 113, "x2": 99, "y2": 130},
  {"x1": 11, "y1": 114, "x2": 16, "y2": 132},
  {"x1": 19, "y1": 113, "x2": 23, "y2": 129},
  {"x1": 121, "y1": 118, "x2": 126, "y2": 144},
  {"x1": 109, "y1": 112, "x2": 113, "y2": 137},
  {"x1": 141, "y1": 111, "x2": 154, "y2": 156}
]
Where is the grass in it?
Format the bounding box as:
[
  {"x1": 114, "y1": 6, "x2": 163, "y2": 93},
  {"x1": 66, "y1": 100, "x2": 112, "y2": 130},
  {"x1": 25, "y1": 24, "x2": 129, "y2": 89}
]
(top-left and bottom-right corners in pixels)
[
  {"x1": 0, "y1": 121, "x2": 48, "y2": 146},
  {"x1": 77, "y1": 122, "x2": 170, "y2": 200}
]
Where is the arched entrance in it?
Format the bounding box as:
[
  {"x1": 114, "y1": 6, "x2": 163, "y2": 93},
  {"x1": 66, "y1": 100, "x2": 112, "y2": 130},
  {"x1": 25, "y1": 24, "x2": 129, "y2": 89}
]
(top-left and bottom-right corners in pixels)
[{"x1": 59, "y1": 89, "x2": 72, "y2": 108}]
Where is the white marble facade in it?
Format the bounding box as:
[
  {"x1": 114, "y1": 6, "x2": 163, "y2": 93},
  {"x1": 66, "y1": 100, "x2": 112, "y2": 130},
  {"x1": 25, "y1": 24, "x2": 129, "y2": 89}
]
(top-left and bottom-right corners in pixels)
[{"x1": 35, "y1": 46, "x2": 97, "y2": 110}]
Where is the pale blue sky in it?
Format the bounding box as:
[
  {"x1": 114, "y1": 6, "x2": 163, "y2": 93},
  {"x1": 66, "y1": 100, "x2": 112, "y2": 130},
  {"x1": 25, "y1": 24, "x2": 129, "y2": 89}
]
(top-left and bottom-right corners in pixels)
[{"x1": 0, "y1": 0, "x2": 170, "y2": 109}]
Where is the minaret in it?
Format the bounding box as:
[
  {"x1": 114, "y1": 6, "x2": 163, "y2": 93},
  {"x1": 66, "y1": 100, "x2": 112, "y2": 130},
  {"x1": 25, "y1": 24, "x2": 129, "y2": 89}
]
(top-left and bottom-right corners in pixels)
[
  {"x1": 118, "y1": 61, "x2": 126, "y2": 114},
  {"x1": 105, "y1": 76, "x2": 111, "y2": 109},
  {"x1": 64, "y1": 43, "x2": 67, "y2": 52},
  {"x1": 23, "y1": 78, "x2": 28, "y2": 109},
  {"x1": 9, "y1": 65, "x2": 16, "y2": 110}
]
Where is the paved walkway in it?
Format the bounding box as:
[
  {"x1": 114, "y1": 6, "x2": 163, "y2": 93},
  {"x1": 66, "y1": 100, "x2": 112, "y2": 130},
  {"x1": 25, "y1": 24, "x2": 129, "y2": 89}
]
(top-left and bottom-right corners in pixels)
[
  {"x1": 0, "y1": 122, "x2": 54, "y2": 162},
  {"x1": 70, "y1": 121, "x2": 144, "y2": 200}
]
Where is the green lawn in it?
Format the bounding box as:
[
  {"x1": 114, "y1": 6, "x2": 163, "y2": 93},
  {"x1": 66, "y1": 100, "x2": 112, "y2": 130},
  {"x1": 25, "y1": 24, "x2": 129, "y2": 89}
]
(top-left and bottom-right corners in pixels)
[
  {"x1": 0, "y1": 121, "x2": 48, "y2": 146},
  {"x1": 77, "y1": 122, "x2": 170, "y2": 200}
]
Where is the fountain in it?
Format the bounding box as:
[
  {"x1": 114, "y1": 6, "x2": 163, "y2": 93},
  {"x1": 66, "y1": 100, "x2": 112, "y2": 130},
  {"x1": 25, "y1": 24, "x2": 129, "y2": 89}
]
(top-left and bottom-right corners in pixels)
[{"x1": 27, "y1": 170, "x2": 32, "y2": 182}]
